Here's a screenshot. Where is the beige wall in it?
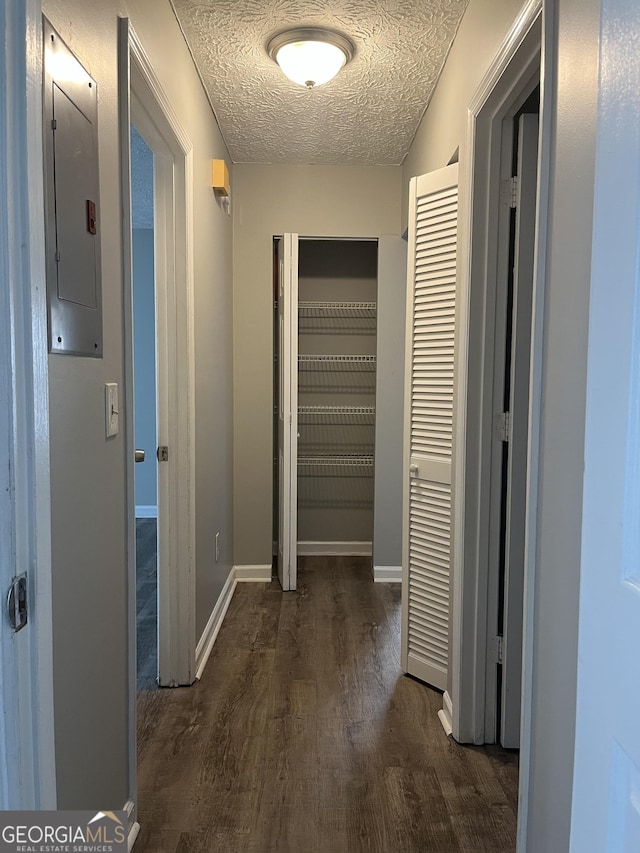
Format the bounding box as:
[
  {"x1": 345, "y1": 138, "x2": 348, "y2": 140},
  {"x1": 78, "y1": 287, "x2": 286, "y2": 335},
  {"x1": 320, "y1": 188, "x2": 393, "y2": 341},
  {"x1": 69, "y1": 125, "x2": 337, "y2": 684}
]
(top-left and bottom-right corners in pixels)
[
  {"x1": 232, "y1": 165, "x2": 402, "y2": 566},
  {"x1": 42, "y1": 0, "x2": 233, "y2": 808},
  {"x1": 402, "y1": 0, "x2": 527, "y2": 227}
]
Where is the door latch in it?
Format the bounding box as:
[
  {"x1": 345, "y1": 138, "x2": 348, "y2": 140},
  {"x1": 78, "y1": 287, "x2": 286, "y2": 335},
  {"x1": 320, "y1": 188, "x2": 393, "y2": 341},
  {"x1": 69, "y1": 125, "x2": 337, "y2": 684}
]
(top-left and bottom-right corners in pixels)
[
  {"x1": 7, "y1": 573, "x2": 28, "y2": 633},
  {"x1": 157, "y1": 446, "x2": 169, "y2": 462}
]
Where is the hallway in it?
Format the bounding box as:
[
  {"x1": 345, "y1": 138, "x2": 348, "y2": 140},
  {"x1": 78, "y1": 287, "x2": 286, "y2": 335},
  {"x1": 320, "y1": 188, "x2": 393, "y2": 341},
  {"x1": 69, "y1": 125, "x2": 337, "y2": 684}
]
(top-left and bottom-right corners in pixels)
[{"x1": 136, "y1": 559, "x2": 518, "y2": 852}]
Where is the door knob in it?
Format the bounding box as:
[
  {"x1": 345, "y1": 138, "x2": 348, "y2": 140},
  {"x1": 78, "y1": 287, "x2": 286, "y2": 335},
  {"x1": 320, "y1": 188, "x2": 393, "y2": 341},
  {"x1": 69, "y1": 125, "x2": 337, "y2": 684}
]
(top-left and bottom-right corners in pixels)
[
  {"x1": 409, "y1": 463, "x2": 419, "y2": 477},
  {"x1": 135, "y1": 449, "x2": 145, "y2": 463}
]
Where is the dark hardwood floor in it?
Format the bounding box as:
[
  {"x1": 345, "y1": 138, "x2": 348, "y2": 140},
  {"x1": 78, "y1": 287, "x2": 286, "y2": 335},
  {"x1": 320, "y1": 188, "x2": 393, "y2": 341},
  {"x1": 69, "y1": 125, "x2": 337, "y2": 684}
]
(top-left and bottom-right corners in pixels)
[
  {"x1": 136, "y1": 557, "x2": 518, "y2": 852},
  {"x1": 136, "y1": 518, "x2": 158, "y2": 692}
]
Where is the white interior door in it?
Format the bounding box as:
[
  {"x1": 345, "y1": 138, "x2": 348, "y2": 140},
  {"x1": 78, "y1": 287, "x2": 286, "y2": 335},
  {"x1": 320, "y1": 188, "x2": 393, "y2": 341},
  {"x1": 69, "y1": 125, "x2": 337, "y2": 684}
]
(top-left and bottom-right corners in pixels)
[
  {"x1": 277, "y1": 233, "x2": 298, "y2": 591},
  {"x1": 501, "y1": 113, "x2": 539, "y2": 748},
  {"x1": 402, "y1": 165, "x2": 458, "y2": 692},
  {"x1": 0, "y1": 2, "x2": 56, "y2": 807}
]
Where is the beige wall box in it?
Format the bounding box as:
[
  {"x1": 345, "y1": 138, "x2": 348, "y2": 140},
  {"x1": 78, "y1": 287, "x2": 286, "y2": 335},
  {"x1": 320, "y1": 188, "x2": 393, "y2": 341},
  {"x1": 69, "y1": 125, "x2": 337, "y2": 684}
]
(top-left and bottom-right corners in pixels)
[{"x1": 212, "y1": 159, "x2": 230, "y2": 196}]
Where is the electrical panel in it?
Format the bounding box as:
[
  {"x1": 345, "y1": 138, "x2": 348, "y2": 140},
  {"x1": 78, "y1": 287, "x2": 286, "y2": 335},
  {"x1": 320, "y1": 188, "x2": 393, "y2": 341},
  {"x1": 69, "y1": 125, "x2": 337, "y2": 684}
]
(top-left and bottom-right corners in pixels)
[{"x1": 43, "y1": 19, "x2": 102, "y2": 356}]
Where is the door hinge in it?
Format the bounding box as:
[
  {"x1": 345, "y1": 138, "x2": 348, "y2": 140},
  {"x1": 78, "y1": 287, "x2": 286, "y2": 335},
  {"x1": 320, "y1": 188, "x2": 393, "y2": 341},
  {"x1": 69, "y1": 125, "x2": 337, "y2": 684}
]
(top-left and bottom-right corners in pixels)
[
  {"x1": 157, "y1": 445, "x2": 169, "y2": 462},
  {"x1": 6, "y1": 573, "x2": 28, "y2": 633},
  {"x1": 495, "y1": 411, "x2": 511, "y2": 442},
  {"x1": 501, "y1": 175, "x2": 518, "y2": 209},
  {"x1": 51, "y1": 118, "x2": 57, "y2": 131},
  {"x1": 496, "y1": 635, "x2": 504, "y2": 664}
]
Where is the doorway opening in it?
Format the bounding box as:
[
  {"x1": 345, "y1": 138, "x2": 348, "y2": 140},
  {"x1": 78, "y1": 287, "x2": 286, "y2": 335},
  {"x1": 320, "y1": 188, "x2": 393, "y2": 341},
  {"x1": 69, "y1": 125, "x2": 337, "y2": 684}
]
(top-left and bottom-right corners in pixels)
[
  {"x1": 130, "y1": 124, "x2": 158, "y2": 692},
  {"x1": 491, "y1": 87, "x2": 541, "y2": 748},
  {"x1": 119, "y1": 18, "x2": 197, "y2": 829},
  {"x1": 273, "y1": 237, "x2": 379, "y2": 590},
  {"x1": 449, "y1": 1, "x2": 548, "y2": 845}
]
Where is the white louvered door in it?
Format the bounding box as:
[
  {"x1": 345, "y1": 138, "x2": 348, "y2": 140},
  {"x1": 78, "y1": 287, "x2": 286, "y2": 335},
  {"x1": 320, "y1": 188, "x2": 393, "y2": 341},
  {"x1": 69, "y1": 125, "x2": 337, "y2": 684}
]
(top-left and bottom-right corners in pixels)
[{"x1": 401, "y1": 164, "x2": 458, "y2": 692}]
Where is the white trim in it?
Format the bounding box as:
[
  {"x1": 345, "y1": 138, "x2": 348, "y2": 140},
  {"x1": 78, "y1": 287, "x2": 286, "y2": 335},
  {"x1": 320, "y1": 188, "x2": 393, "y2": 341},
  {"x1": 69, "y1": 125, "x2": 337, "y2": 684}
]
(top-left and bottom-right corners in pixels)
[
  {"x1": 124, "y1": 797, "x2": 139, "y2": 851},
  {"x1": 118, "y1": 15, "x2": 137, "y2": 831},
  {"x1": 297, "y1": 540, "x2": 372, "y2": 556},
  {"x1": 127, "y1": 823, "x2": 140, "y2": 853},
  {"x1": 0, "y1": 0, "x2": 56, "y2": 808},
  {"x1": 195, "y1": 571, "x2": 237, "y2": 680},
  {"x1": 451, "y1": 0, "x2": 542, "y2": 747},
  {"x1": 234, "y1": 565, "x2": 273, "y2": 582},
  {"x1": 438, "y1": 691, "x2": 454, "y2": 737},
  {"x1": 517, "y1": 3, "x2": 553, "y2": 847},
  {"x1": 373, "y1": 565, "x2": 402, "y2": 583},
  {"x1": 127, "y1": 25, "x2": 196, "y2": 688},
  {"x1": 135, "y1": 505, "x2": 158, "y2": 519},
  {"x1": 119, "y1": 16, "x2": 197, "y2": 832}
]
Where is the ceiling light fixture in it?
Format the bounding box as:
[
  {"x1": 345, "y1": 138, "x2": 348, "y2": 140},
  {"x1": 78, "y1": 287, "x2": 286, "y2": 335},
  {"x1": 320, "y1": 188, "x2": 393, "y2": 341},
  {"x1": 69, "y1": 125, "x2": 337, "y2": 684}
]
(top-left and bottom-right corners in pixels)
[{"x1": 267, "y1": 28, "x2": 354, "y2": 89}]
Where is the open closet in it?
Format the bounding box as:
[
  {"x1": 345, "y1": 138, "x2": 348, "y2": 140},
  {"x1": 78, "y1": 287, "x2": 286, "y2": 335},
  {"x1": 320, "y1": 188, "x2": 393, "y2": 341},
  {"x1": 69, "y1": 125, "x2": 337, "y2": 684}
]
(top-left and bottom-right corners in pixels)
[{"x1": 275, "y1": 234, "x2": 406, "y2": 592}]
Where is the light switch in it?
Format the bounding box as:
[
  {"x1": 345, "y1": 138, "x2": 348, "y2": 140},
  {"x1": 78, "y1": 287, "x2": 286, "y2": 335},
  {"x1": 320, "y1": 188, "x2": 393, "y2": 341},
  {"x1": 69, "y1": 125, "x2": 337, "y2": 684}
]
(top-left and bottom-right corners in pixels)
[{"x1": 105, "y1": 383, "x2": 119, "y2": 437}]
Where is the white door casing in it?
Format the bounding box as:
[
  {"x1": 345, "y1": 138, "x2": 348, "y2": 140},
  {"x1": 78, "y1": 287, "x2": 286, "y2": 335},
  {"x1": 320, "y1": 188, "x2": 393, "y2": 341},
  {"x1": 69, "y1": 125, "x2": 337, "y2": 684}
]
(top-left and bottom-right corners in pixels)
[
  {"x1": 277, "y1": 233, "x2": 298, "y2": 591},
  {"x1": 122, "y1": 23, "x2": 197, "y2": 689},
  {"x1": 450, "y1": 1, "x2": 543, "y2": 759},
  {"x1": 119, "y1": 17, "x2": 196, "y2": 831},
  {"x1": 402, "y1": 164, "x2": 458, "y2": 693},
  {"x1": 500, "y1": 112, "x2": 539, "y2": 749}
]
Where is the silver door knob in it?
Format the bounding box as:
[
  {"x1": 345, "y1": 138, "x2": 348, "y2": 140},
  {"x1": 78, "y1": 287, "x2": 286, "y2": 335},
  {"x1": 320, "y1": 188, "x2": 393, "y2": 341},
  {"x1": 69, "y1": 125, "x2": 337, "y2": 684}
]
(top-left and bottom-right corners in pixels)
[
  {"x1": 409, "y1": 463, "x2": 419, "y2": 477},
  {"x1": 135, "y1": 449, "x2": 145, "y2": 463}
]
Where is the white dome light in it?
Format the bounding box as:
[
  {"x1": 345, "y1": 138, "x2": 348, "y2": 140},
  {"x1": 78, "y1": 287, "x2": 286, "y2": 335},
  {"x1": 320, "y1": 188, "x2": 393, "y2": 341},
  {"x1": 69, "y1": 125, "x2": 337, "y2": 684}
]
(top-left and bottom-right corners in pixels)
[{"x1": 267, "y1": 28, "x2": 354, "y2": 89}]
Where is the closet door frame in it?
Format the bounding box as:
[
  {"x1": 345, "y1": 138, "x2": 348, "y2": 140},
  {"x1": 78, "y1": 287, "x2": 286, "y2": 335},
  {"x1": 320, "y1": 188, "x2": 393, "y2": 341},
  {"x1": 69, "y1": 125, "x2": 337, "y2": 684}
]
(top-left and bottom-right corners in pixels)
[
  {"x1": 277, "y1": 233, "x2": 298, "y2": 591},
  {"x1": 450, "y1": 3, "x2": 549, "y2": 846},
  {"x1": 277, "y1": 234, "x2": 381, "y2": 573}
]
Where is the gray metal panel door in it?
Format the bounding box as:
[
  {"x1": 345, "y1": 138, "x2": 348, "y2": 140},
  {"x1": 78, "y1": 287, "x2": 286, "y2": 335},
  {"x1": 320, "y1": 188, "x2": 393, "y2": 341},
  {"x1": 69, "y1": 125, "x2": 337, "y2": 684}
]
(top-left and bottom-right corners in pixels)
[{"x1": 43, "y1": 20, "x2": 102, "y2": 356}]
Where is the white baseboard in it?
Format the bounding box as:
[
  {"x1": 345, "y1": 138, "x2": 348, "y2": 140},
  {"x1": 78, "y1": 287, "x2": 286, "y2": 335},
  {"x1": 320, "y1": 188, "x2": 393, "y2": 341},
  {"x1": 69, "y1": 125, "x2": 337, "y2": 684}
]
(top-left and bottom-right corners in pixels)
[
  {"x1": 135, "y1": 505, "x2": 157, "y2": 519},
  {"x1": 373, "y1": 565, "x2": 402, "y2": 582},
  {"x1": 123, "y1": 799, "x2": 139, "y2": 851},
  {"x1": 297, "y1": 540, "x2": 372, "y2": 556},
  {"x1": 438, "y1": 690, "x2": 454, "y2": 737},
  {"x1": 234, "y1": 564, "x2": 273, "y2": 582},
  {"x1": 127, "y1": 822, "x2": 140, "y2": 852},
  {"x1": 195, "y1": 570, "x2": 237, "y2": 680}
]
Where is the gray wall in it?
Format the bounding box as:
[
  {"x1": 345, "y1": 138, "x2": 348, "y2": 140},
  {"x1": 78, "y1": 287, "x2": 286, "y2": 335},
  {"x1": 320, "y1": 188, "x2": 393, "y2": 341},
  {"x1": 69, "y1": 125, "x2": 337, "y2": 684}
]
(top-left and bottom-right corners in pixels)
[
  {"x1": 42, "y1": 0, "x2": 233, "y2": 808},
  {"x1": 373, "y1": 235, "x2": 407, "y2": 570},
  {"x1": 132, "y1": 229, "x2": 156, "y2": 510},
  {"x1": 402, "y1": 0, "x2": 527, "y2": 229},
  {"x1": 233, "y1": 164, "x2": 402, "y2": 567}
]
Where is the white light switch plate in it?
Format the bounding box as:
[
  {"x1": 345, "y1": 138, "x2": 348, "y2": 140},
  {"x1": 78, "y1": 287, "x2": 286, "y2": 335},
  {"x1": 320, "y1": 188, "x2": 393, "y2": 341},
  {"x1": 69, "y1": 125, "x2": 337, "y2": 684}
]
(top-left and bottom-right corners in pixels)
[{"x1": 105, "y1": 383, "x2": 119, "y2": 437}]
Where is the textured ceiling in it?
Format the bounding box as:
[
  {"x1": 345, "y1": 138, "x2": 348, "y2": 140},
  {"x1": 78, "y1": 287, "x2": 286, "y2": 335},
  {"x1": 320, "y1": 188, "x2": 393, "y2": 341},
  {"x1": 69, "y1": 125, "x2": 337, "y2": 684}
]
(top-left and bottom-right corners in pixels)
[{"x1": 171, "y1": 0, "x2": 469, "y2": 165}]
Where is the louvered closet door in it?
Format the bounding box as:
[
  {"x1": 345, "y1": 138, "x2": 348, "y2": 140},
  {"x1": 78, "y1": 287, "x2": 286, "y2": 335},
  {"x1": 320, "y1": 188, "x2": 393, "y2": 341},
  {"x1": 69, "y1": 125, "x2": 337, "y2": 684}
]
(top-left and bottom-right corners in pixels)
[{"x1": 401, "y1": 164, "x2": 458, "y2": 692}]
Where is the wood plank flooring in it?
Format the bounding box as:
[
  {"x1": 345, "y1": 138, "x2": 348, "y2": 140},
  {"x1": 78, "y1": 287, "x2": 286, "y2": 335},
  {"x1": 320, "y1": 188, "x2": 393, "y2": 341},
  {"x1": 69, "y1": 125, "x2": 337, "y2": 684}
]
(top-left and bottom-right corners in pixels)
[
  {"x1": 136, "y1": 518, "x2": 158, "y2": 692},
  {"x1": 136, "y1": 557, "x2": 518, "y2": 852}
]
